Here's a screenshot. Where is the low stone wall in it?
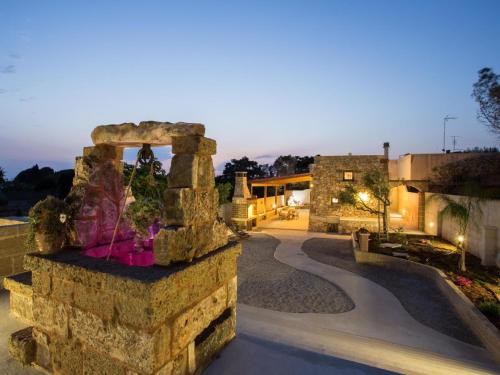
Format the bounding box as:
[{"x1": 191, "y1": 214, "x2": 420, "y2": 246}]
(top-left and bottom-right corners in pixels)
[
  {"x1": 19, "y1": 242, "x2": 240, "y2": 375},
  {"x1": 0, "y1": 222, "x2": 29, "y2": 289},
  {"x1": 3, "y1": 272, "x2": 33, "y2": 324},
  {"x1": 353, "y1": 249, "x2": 500, "y2": 363}
]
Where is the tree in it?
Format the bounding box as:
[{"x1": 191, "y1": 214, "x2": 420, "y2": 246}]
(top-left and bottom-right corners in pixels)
[
  {"x1": 473, "y1": 67, "x2": 500, "y2": 136},
  {"x1": 0, "y1": 166, "x2": 5, "y2": 184},
  {"x1": 428, "y1": 183, "x2": 484, "y2": 272},
  {"x1": 216, "y1": 157, "x2": 268, "y2": 185},
  {"x1": 272, "y1": 155, "x2": 314, "y2": 176},
  {"x1": 339, "y1": 169, "x2": 391, "y2": 236},
  {"x1": 216, "y1": 182, "x2": 232, "y2": 205}
]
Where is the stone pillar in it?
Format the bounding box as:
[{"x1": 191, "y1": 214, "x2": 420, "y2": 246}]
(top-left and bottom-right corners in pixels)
[
  {"x1": 154, "y1": 136, "x2": 229, "y2": 266},
  {"x1": 231, "y1": 172, "x2": 252, "y2": 230}
]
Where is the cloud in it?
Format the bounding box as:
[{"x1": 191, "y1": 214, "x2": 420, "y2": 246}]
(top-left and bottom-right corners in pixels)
[
  {"x1": 1, "y1": 65, "x2": 16, "y2": 74},
  {"x1": 9, "y1": 53, "x2": 22, "y2": 59},
  {"x1": 20, "y1": 96, "x2": 36, "y2": 102},
  {"x1": 0, "y1": 89, "x2": 6, "y2": 94}
]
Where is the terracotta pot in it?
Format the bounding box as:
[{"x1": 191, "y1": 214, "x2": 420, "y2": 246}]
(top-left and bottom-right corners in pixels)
[{"x1": 35, "y1": 232, "x2": 64, "y2": 254}]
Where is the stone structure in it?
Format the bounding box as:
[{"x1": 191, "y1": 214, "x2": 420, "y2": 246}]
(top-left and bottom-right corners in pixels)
[
  {"x1": 0, "y1": 220, "x2": 29, "y2": 288},
  {"x1": 231, "y1": 172, "x2": 255, "y2": 230},
  {"x1": 309, "y1": 155, "x2": 388, "y2": 233},
  {"x1": 8, "y1": 121, "x2": 240, "y2": 374}
]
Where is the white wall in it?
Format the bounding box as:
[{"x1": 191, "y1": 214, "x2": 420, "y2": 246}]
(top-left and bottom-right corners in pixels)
[
  {"x1": 424, "y1": 192, "x2": 500, "y2": 268},
  {"x1": 288, "y1": 189, "x2": 311, "y2": 205}
]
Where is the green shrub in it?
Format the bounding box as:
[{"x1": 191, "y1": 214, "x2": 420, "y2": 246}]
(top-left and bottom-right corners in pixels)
[
  {"x1": 479, "y1": 301, "x2": 500, "y2": 318},
  {"x1": 125, "y1": 197, "x2": 162, "y2": 236}
]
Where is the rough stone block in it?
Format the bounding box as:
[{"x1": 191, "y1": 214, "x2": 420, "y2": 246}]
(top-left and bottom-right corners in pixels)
[
  {"x1": 195, "y1": 309, "x2": 236, "y2": 371},
  {"x1": 0, "y1": 256, "x2": 12, "y2": 276},
  {"x1": 9, "y1": 327, "x2": 35, "y2": 366},
  {"x1": 172, "y1": 136, "x2": 216, "y2": 155},
  {"x1": 11, "y1": 292, "x2": 34, "y2": 323},
  {"x1": 31, "y1": 271, "x2": 51, "y2": 297},
  {"x1": 74, "y1": 282, "x2": 114, "y2": 321},
  {"x1": 33, "y1": 328, "x2": 51, "y2": 371},
  {"x1": 164, "y1": 188, "x2": 218, "y2": 226},
  {"x1": 171, "y1": 285, "x2": 227, "y2": 355},
  {"x1": 32, "y1": 296, "x2": 69, "y2": 338},
  {"x1": 227, "y1": 276, "x2": 237, "y2": 308},
  {"x1": 11, "y1": 254, "x2": 26, "y2": 274},
  {"x1": 83, "y1": 349, "x2": 126, "y2": 375},
  {"x1": 153, "y1": 219, "x2": 229, "y2": 266},
  {"x1": 49, "y1": 339, "x2": 83, "y2": 375},
  {"x1": 167, "y1": 154, "x2": 199, "y2": 188},
  {"x1": 51, "y1": 277, "x2": 74, "y2": 304},
  {"x1": 69, "y1": 307, "x2": 170, "y2": 374},
  {"x1": 91, "y1": 121, "x2": 205, "y2": 146}
]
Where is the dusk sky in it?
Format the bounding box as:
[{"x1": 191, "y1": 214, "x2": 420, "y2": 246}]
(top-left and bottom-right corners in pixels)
[{"x1": 1, "y1": 0, "x2": 500, "y2": 178}]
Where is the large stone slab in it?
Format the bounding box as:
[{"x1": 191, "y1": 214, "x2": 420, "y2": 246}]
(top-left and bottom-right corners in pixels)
[{"x1": 91, "y1": 121, "x2": 205, "y2": 146}]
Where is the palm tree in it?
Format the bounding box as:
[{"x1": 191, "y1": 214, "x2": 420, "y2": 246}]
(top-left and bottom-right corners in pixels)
[{"x1": 429, "y1": 183, "x2": 484, "y2": 272}]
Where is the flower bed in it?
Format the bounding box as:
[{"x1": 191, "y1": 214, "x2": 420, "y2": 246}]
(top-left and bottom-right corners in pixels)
[{"x1": 370, "y1": 235, "x2": 500, "y2": 331}]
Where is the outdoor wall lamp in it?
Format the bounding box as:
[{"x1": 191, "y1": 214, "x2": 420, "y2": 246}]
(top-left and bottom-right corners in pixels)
[{"x1": 358, "y1": 192, "x2": 369, "y2": 203}]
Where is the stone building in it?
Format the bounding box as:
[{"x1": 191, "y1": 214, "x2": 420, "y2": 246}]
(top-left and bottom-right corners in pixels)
[{"x1": 309, "y1": 154, "x2": 389, "y2": 233}]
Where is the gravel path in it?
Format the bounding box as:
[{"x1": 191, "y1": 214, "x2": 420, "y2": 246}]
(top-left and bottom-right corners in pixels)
[
  {"x1": 301, "y1": 237, "x2": 482, "y2": 347},
  {"x1": 238, "y1": 234, "x2": 354, "y2": 313}
]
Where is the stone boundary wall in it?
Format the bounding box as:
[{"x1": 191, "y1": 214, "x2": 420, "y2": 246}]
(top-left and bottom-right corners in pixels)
[
  {"x1": 424, "y1": 192, "x2": 500, "y2": 268},
  {"x1": 353, "y1": 248, "x2": 500, "y2": 363},
  {"x1": 0, "y1": 223, "x2": 29, "y2": 289}
]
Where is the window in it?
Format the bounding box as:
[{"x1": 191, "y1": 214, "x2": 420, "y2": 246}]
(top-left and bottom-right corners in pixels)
[{"x1": 343, "y1": 171, "x2": 354, "y2": 181}]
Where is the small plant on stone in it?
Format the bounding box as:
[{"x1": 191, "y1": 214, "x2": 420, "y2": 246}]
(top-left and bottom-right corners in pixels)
[
  {"x1": 27, "y1": 196, "x2": 69, "y2": 253},
  {"x1": 125, "y1": 197, "x2": 162, "y2": 237},
  {"x1": 479, "y1": 301, "x2": 500, "y2": 318}
]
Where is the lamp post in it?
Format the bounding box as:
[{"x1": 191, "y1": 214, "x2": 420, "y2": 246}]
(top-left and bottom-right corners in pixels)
[{"x1": 442, "y1": 115, "x2": 457, "y2": 153}]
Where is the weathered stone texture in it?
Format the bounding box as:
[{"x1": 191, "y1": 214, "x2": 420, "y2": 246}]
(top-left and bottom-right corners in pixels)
[
  {"x1": 9, "y1": 327, "x2": 35, "y2": 366},
  {"x1": 172, "y1": 136, "x2": 216, "y2": 155},
  {"x1": 164, "y1": 188, "x2": 218, "y2": 227},
  {"x1": 167, "y1": 155, "x2": 215, "y2": 189},
  {"x1": 309, "y1": 155, "x2": 388, "y2": 233},
  {"x1": 171, "y1": 285, "x2": 227, "y2": 355},
  {"x1": 91, "y1": 122, "x2": 205, "y2": 146},
  {"x1": 20, "y1": 241, "x2": 240, "y2": 374},
  {"x1": 0, "y1": 223, "x2": 29, "y2": 284}
]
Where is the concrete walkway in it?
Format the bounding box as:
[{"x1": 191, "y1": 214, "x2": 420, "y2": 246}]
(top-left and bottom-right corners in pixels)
[{"x1": 237, "y1": 230, "x2": 500, "y2": 374}]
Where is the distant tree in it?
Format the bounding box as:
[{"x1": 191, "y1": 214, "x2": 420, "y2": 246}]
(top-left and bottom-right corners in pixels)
[
  {"x1": 216, "y1": 182, "x2": 232, "y2": 205},
  {"x1": 14, "y1": 165, "x2": 55, "y2": 186},
  {"x1": 339, "y1": 169, "x2": 391, "y2": 237},
  {"x1": 430, "y1": 153, "x2": 500, "y2": 198},
  {"x1": 0, "y1": 166, "x2": 5, "y2": 184},
  {"x1": 273, "y1": 155, "x2": 297, "y2": 176},
  {"x1": 272, "y1": 155, "x2": 314, "y2": 176},
  {"x1": 473, "y1": 67, "x2": 500, "y2": 136},
  {"x1": 216, "y1": 157, "x2": 268, "y2": 185},
  {"x1": 123, "y1": 159, "x2": 167, "y2": 201},
  {"x1": 463, "y1": 146, "x2": 499, "y2": 153}
]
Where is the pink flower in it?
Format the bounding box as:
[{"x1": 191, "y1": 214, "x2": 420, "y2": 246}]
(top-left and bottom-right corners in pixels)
[{"x1": 454, "y1": 276, "x2": 472, "y2": 287}]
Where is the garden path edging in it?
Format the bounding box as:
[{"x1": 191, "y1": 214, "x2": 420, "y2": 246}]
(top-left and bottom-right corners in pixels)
[{"x1": 353, "y1": 246, "x2": 500, "y2": 364}]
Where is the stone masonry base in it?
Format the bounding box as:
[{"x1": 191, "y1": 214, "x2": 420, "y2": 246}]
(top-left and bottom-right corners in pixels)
[{"x1": 11, "y1": 242, "x2": 240, "y2": 375}]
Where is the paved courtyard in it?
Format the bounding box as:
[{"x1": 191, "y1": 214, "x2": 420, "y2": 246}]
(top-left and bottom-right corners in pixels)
[{"x1": 1, "y1": 230, "x2": 499, "y2": 374}]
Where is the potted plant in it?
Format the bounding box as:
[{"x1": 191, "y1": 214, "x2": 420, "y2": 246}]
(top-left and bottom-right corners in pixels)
[{"x1": 27, "y1": 196, "x2": 69, "y2": 254}]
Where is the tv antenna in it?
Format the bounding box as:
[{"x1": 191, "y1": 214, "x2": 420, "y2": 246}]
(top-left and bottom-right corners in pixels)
[{"x1": 442, "y1": 115, "x2": 457, "y2": 153}]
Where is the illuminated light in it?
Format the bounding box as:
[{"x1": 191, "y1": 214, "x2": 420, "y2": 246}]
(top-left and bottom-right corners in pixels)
[
  {"x1": 457, "y1": 235, "x2": 464, "y2": 244},
  {"x1": 332, "y1": 197, "x2": 339, "y2": 204},
  {"x1": 358, "y1": 192, "x2": 370, "y2": 203},
  {"x1": 247, "y1": 205, "x2": 254, "y2": 217},
  {"x1": 272, "y1": 203, "x2": 277, "y2": 209},
  {"x1": 310, "y1": 183, "x2": 314, "y2": 188},
  {"x1": 429, "y1": 222, "x2": 434, "y2": 228},
  {"x1": 401, "y1": 208, "x2": 407, "y2": 215}
]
